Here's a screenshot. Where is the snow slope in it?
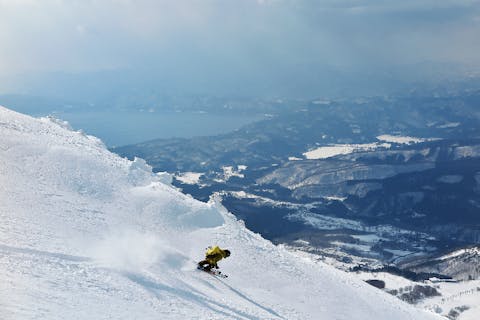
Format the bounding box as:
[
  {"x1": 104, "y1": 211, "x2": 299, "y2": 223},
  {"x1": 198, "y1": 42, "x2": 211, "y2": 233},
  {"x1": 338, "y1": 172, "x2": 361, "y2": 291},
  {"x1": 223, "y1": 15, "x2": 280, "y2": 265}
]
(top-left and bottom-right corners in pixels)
[
  {"x1": 354, "y1": 271, "x2": 480, "y2": 320},
  {"x1": 0, "y1": 106, "x2": 441, "y2": 320}
]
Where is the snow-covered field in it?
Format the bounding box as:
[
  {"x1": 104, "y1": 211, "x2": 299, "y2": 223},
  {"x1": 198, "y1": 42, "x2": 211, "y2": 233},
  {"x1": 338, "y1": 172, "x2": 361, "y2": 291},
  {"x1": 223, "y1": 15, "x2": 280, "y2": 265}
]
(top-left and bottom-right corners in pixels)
[
  {"x1": 0, "y1": 106, "x2": 442, "y2": 319},
  {"x1": 376, "y1": 135, "x2": 438, "y2": 144},
  {"x1": 302, "y1": 143, "x2": 391, "y2": 159},
  {"x1": 354, "y1": 271, "x2": 480, "y2": 320},
  {"x1": 213, "y1": 165, "x2": 246, "y2": 182},
  {"x1": 301, "y1": 134, "x2": 440, "y2": 160},
  {"x1": 175, "y1": 172, "x2": 204, "y2": 184},
  {"x1": 420, "y1": 280, "x2": 480, "y2": 320}
]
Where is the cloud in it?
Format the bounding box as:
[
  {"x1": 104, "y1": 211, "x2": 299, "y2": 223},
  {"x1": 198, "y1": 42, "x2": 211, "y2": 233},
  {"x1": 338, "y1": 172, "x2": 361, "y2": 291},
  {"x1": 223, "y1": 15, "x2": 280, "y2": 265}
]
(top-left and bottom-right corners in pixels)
[{"x1": 0, "y1": 0, "x2": 479, "y2": 96}]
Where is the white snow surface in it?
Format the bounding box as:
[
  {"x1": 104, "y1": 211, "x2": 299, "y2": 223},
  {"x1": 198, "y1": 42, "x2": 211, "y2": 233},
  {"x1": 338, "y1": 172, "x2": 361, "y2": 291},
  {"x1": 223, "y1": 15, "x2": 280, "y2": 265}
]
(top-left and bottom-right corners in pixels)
[
  {"x1": 420, "y1": 280, "x2": 480, "y2": 320},
  {"x1": 376, "y1": 135, "x2": 442, "y2": 145},
  {"x1": 303, "y1": 143, "x2": 391, "y2": 160},
  {"x1": 439, "y1": 247, "x2": 480, "y2": 261},
  {"x1": 355, "y1": 271, "x2": 480, "y2": 320},
  {"x1": 0, "y1": 106, "x2": 441, "y2": 320},
  {"x1": 175, "y1": 172, "x2": 204, "y2": 184}
]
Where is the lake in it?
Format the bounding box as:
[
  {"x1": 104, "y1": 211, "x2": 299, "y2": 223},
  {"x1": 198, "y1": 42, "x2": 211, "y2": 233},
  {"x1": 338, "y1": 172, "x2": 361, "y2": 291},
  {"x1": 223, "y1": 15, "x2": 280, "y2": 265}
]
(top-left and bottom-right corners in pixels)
[{"x1": 49, "y1": 111, "x2": 264, "y2": 147}]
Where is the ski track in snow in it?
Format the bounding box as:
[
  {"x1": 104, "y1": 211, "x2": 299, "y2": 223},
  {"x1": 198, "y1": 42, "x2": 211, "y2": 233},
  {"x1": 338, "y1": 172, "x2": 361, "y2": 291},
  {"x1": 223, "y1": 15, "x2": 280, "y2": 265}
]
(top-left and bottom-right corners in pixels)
[{"x1": 0, "y1": 106, "x2": 442, "y2": 319}]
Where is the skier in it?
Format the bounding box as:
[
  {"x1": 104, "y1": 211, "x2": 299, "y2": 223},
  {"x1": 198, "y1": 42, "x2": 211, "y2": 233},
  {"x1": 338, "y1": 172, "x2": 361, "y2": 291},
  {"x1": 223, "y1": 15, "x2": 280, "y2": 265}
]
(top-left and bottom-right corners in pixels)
[{"x1": 197, "y1": 246, "x2": 231, "y2": 272}]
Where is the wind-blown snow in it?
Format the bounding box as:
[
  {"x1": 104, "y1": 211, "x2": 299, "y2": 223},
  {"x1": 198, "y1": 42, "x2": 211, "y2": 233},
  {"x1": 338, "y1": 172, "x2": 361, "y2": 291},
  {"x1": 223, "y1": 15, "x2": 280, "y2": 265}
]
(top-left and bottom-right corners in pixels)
[{"x1": 0, "y1": 106, "x2": 440, "y2": 319}]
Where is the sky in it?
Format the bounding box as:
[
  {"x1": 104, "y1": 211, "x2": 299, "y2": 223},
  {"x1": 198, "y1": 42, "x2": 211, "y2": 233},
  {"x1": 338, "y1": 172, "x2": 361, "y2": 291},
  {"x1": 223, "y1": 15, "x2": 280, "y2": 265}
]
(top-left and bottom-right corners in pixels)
[{"x1": 0, "y1": 0, "x2": 479, "y2": 97}]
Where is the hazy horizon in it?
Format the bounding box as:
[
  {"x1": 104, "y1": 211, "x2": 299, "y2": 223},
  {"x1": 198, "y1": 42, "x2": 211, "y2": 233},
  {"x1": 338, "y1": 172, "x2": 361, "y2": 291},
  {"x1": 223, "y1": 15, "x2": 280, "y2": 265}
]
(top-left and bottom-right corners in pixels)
[{"x1": 1, "y1": 0, "x2": 479, "y2": 99}]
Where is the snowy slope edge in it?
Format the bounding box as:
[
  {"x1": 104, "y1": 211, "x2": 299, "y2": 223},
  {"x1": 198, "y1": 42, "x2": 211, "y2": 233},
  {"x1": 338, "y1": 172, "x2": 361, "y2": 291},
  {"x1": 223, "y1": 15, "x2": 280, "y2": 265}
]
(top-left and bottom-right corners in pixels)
[{"x1": 0, "y1": 106, "x2": 441, "y2": 319}]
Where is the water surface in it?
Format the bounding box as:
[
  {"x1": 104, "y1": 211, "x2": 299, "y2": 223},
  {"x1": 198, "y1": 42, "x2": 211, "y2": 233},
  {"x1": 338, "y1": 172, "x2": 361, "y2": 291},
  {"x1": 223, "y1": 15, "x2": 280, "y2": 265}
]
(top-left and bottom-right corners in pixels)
[{"x1": 53, "y1": 111, "x2": 263, "y2": 147}]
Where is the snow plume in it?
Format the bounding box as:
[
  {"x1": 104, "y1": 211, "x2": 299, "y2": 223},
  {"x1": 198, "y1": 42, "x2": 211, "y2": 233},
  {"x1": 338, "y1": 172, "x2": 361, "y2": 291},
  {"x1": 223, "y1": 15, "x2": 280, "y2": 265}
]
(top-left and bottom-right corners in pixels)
[{"x1": 91, "y1": 230, "x2": 185, "y2": 272}]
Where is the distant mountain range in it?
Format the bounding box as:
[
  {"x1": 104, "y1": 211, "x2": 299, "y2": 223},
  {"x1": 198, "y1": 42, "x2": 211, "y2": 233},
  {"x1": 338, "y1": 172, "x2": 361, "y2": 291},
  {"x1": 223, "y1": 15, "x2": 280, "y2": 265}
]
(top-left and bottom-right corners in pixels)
[{"x1": 113, "y1": 91, "x2": 480, "y2": 277}]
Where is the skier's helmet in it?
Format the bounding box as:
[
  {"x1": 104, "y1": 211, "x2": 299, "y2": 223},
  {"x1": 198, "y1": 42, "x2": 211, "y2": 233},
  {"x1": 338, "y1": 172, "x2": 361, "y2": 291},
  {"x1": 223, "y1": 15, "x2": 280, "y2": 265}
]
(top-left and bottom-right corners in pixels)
[{"x1": 224, "y1": 249, "x2": 231, "y2": 257}]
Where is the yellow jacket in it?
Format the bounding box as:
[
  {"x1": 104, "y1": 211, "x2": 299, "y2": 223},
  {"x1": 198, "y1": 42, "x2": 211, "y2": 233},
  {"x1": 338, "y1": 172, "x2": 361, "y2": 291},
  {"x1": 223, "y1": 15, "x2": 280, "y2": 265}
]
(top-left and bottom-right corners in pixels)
[{"x1": 205, "y1": 246, "x2": 228, "y2": 265}]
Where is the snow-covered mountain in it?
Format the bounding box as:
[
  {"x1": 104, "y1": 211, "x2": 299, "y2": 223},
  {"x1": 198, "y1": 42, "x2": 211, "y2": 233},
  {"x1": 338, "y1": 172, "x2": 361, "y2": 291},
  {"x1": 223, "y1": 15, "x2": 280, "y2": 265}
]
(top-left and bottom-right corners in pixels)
[
  {"x1": 403, "y1": 246, "x2": 480, "y2": 281},
  {"x1": 0, "y1": 106, "x2": 441, "y2": 319},
  {"x1": 113, "y1": 94, "x2": 480, "y2": 269}
]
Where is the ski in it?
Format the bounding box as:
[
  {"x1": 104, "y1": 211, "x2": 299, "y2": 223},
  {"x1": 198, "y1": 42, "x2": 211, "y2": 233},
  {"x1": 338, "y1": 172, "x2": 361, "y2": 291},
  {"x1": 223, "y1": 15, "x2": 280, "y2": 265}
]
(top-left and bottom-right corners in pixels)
[{"x1": 197, "y1": 265, "x2": 228, "y2": 278}]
